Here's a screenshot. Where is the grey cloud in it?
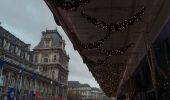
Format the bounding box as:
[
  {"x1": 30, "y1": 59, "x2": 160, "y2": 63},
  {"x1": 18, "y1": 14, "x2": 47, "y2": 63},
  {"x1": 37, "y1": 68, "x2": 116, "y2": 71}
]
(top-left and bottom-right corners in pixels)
[{"x1": 0, "y1": 0, "x2": 99, "y2": 88}]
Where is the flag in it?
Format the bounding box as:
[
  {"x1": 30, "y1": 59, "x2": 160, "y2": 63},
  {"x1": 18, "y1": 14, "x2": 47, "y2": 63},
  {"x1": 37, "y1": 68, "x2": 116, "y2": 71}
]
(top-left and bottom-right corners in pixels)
[
  {"x1": 32, "y1": 73, "x2": 37, "y2": 80},
  {"x1": 56, "y1": 96, "x2": 60, "y2": 100},
  {"x1": 0, "y1": 59, "x2": 6, "y2": 69},
  {"x1": 49, "y1": 96, "x2": 52, "y2": 100},
  {"x1": 7, "y1": 87, "x2": 15, "y2": 100},
  {"x1": 61, "y1": 96, "x2": 64, "y2": 100},
  {"x1": 36, "y1": 91, "x2": 40, "y2": 100}
]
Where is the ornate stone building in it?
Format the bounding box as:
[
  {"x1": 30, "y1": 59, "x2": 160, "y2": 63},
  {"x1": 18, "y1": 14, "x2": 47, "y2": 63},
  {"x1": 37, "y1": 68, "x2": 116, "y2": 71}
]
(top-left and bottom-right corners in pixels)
[
  {"x1": 33, "y1": 29, "x2": 69, "y2": 99},
  {"x1": 0, "y1": 25, "x2": 69, "y2": 100}
]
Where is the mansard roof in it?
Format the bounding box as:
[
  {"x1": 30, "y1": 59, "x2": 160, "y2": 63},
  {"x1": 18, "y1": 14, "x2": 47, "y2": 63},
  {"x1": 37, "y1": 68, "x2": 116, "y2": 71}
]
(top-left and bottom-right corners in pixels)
[
  {"x1": 34, "y1": 29, "x2": 63, "y2": 49},
  {"x1": 68, "y1": 81, "x2": 81, "y2": 88},
  {"x1": 68, "y1": 81, "x2": 91, "y2": 88},
  {"x1": 80, "y1": 84, "x2": 91, "y2": 88}
]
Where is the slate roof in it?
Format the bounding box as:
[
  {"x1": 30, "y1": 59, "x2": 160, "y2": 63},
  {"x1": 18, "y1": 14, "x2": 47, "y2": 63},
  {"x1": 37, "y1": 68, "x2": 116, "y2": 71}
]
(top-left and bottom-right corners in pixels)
[
  {"x1": 34, "y1": 29, "x2": 63, "y2": 49},
  {"x1": 68, "y1": 81, "x2": 91, "y2": 88},
  {"x1": 80, "y1": 84, "x2": 91, "y2": 87},
  {"x1": 91, "y1": 87, "x2": 100, "y2": 91},
  {"x1": 0, "y1": 26, "x2": 30, "y2": 50},
  {"x1": 68, "y1": 81, "x2": 81, "y2": 88}
]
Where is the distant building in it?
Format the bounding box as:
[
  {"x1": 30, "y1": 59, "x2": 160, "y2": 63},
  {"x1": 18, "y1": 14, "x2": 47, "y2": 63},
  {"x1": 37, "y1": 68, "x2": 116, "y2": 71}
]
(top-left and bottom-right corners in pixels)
[
  {"x1": 0, "y1": 26, "x2": 69, "y2": 100},
  {"x1": 91, "y1": 88, "x2": 103, "y2": 100},
  {"x1": 68, "y1": 81, "x2": 110, "y2": 100}
]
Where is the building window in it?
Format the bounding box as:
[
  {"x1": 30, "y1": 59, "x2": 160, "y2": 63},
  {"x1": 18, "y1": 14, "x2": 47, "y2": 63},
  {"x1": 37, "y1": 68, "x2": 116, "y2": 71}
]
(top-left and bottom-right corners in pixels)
[
  {"x1": 15, "y1": 46, "x2": 18, "y2": 54},
  {"x1": 34, "y1": 55, "x2": 38, "y2": 63},
  {"x1": 44, "y1": 40, "x2": 51, "y2": 47},
  {"x1": 0, "y1": 38, "x2": 2, "y2": 47},
  {"x1": 27, "y1": 55, "x2": 30, "y2": 61},
  {"x1": 20, "y1": 51, "x2": 25, "y2": 59},
  {"x1": 43, "y1": 58, "x2": 49, "y2": 63},
  {"x1": 54, "y1": 55, "x2": 57, "y2": 61},
  {"x1": 42, "y1": 54, "x2": 49, "y2": 63},
  {"x1": 9, "y1": 44, "x2": 14, "y2": 53},
  {"x1": 17, "y1": 49, "x2": 21, "y2": 56},
  {"x1": 3, "y1": 40, "x2": 10, "y2": 50},
  {"x1": 52, "y1": 71, "x2": 55, "y2": 79}
]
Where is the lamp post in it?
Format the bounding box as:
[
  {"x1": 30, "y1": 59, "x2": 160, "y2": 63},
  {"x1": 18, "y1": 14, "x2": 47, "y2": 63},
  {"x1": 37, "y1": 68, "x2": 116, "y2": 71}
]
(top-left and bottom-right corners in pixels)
[
  {"x1": 50, "y1": 81, "x2": 53, "y2": 100},
  {"x1": 19, "y1": 72, "x2": 23, "y2": 100},
  {"x1": 51, "y1": 70, "x2": 55, "y2": 100},
  {"x1": 61, "y1": 84, "x2": 64, "y2": 100}
]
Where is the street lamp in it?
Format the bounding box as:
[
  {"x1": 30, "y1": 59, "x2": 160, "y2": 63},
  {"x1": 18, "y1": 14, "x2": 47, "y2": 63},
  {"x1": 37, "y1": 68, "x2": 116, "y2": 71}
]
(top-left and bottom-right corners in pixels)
[
  {"x1": 50, "y1": 81, "x2": 53, "y2": 84},
  {"x1": 61, "y1": 84, "x2": 64, "y2": 100},
  {"x1": 50, "y1": 81, "x2": 53, "y2": 100}
]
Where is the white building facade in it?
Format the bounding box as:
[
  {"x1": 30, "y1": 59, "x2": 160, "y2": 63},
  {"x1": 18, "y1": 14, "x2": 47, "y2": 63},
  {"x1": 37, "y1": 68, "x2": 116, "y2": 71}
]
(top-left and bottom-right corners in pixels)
[{"x1": 68, "y1": 81, "x2": 110, "y2": 100}]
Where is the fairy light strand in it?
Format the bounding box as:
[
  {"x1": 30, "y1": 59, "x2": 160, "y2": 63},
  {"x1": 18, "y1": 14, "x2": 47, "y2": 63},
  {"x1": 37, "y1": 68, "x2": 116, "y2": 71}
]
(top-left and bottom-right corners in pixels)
[
  {"x1": 77, "y1": 30, "x2": 111, "y2": 49},
  {"x1": 78, "y1": 7, "x2": 145, "y2": 49},
  {"x1": 55, "y1": 0, "x2": 91, "y2": 11},
  {"x1": 81, "y1": 7, "x2": 145, "y2": 32},
  {"x1": 97, "y1": 43, "x2": 134, "y2": 56}
]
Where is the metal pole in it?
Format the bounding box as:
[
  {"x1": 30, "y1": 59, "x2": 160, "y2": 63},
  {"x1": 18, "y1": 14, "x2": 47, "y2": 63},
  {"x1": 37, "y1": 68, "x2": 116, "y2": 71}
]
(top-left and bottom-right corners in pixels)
[
  {"x1": 0, "y1": 67, "x2": 3, "y2": 100},
  {"x1": 5, "y1": 72, "x2": 11, "y2": 100},
  {"x1": 19, "y1": 74, "x2": 23, "y2": 100}
]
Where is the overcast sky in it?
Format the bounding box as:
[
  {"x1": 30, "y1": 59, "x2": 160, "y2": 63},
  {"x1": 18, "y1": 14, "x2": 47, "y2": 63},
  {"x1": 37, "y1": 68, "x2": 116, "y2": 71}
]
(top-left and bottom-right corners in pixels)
[{"x1": 0, "y1": 0, "x2": 99, "y2": 88}]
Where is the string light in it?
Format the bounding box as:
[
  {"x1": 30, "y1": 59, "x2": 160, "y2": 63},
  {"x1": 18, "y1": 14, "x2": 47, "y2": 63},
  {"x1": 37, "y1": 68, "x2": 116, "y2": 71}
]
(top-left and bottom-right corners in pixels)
[
  {"x1": 88, "y1": 57, "x2": 126, "y2": 97},
  {"x1": 78, "y1": 6, "x2": 144, "y2": 50},
  {"x1": 79, "y1": 43, "x2": 134, "y2": 97},
  {"x1": 54, "y1": 0, "x2": 91, "y2": 11},
  {"x1": 81, "y1": 7, "x2": 145, "y2": 32},
  {"x1": 97, "y1": 43, "x2": 134, "y2": 56},
  {"x1": 77, "y1": 30, "x2": 111, "y2": 49},
  {"x1": 82, "y1": 43, "x2": 134, "y2": 67},
  {"x1": 85, "y1": 55, "x2": 124, "y2": 68}
]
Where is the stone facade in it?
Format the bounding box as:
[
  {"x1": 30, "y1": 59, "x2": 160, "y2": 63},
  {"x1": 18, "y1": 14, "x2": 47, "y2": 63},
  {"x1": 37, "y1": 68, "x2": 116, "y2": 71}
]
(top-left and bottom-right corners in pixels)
[
  {"x1": 68, "y1": 81, "x2": 110, "y2": 100},
  {"x1": 0, "y1": 26, "x2": 69, "y2": 100},
  {"x1": 33, "y1": 29, "x2": 69, "y2": 99}
]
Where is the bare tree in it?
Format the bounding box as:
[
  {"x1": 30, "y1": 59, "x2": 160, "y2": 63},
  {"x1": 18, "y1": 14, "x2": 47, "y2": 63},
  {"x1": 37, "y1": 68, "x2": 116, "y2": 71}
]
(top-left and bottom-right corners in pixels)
[{"x1": 67, "y1": 90, "x2": 82, "y2": 100}]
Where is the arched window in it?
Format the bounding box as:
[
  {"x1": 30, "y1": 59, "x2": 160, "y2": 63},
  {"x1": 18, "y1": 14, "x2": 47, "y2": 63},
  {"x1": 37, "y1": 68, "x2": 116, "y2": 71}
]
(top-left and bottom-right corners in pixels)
[
  {"x1": 52, "y1": 71, "x2": 55, "y2": 79},
  {"x1": 34, "y1": 55, "x2": 38, "y2": 63},
  {"x1": 3, "y1": 40, "x2": 9, "y2": 50},
  {"x1": 43, "y1": 58, "x2": 48, "y2": 63},
  {"x1": 54, "y1": 55, "x2": 57, "y2": 61},
  {"x1": 0, "y1": 38, "x2": 2, "y2": 47},
  {"x1": 42, "y1": 54, "x2": 50, "y2": 63},
  {"x1": 9, "y1": 44, "x2": 14, "y2": 53},
  {"x1": 53, "y1": 54, "x2": 59, "y2": 62}
]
